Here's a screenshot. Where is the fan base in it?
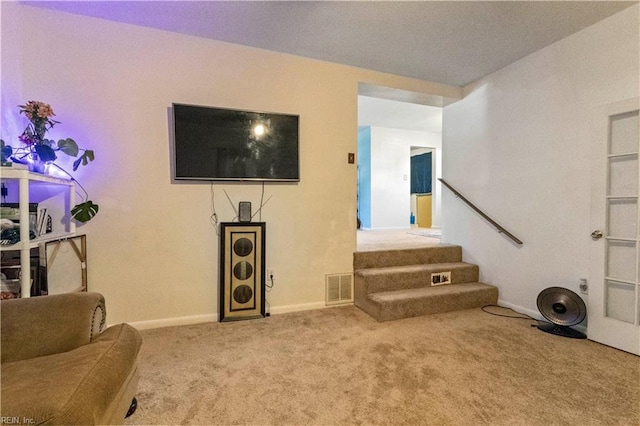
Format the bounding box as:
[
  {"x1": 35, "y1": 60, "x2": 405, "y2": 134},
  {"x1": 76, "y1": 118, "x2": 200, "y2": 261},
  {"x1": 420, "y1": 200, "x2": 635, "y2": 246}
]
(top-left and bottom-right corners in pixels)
[{"x1": 537, "y1": 322, "x2": 586, "y2": 339}]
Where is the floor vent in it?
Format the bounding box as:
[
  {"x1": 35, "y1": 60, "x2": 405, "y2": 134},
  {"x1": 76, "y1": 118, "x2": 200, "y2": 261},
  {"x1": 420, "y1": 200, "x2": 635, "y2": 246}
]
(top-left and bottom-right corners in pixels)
[
  {"x1": 326, "y1": 273, "x2": 354, "y2": 305},
  {"x1": 431, "y1": 271, "x2": 452, "y2": 286}
]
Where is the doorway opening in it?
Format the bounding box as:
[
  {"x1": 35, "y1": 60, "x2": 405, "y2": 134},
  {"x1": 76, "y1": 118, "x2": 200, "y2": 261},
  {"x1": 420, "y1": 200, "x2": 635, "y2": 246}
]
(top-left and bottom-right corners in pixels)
[
  {"x1": 356, "y1": 90, "x2": 443, "y2": 251},
  {"x1": 411, "y1": 148, "x2": 433, "y2": 228}
]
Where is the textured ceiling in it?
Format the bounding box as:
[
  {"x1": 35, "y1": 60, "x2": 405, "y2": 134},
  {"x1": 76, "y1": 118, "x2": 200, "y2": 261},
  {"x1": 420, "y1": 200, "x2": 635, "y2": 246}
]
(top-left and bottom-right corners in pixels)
[
  {"x1": 21, "y1": 1, "x2": 637, "y2": 133},
  {"x1": 358, "y1": 96, "x2": 443, "y2": 133},
  {"x1": 24, "y1": 1, "x2": 637, "y2": 87}
]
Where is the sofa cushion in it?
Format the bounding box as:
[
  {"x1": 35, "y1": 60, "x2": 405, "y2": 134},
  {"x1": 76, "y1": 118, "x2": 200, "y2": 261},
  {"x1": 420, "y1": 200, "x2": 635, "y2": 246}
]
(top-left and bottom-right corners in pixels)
[
  {"x1": 1, "y1": 293, "x2": 106, "y2": 363},
  {"x1": 1, "y1": 323, "x2": 142, "y2": 425}
]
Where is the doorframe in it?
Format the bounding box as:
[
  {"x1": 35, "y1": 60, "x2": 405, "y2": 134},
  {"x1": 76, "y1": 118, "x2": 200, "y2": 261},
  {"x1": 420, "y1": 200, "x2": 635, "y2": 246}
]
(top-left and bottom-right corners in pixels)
[
  {"x1": 410, "y1": 146, "x2": 437, "y2": 228},
  {"x1": 588, "y1": 96, "x2": 640, "y2": 355}
]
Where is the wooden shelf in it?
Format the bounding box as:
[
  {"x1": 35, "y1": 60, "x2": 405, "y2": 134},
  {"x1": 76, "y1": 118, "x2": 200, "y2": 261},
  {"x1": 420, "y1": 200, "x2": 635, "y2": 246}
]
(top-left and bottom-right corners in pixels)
[
  {"x1": 1, "y1": 168, "x2": 75, "y2": 186},
  {"x1": 1, "y1": 170, "x2": 76, "y2": 297}
]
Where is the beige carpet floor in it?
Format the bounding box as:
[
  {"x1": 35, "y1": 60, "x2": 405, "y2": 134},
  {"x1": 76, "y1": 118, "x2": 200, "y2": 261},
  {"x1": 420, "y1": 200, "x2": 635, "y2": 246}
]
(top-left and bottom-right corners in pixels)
[
  {"x1": 357, "y1": 228, "x2": 441, "y2": 251},
  {"x1": 126, "y1": 305, "x2": 639, "y2": 426}
]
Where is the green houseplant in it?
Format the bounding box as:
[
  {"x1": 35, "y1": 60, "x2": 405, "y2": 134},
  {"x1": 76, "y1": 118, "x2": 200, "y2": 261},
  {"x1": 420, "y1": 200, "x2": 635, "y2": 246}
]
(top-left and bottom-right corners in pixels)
[{"x1": 1, "y1": 101, "x2": 99, "y2": 222}]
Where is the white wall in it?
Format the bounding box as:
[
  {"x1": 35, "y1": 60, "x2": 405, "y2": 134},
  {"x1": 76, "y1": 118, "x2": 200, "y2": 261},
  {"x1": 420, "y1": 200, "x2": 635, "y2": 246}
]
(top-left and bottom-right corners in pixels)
[
  {"x1": 442, "y1": 5, "x2": 639, "y2": 316},
  {"x1": 368, "y1": 127, "x2": 441, "y2": 229},
  {"x1": 1, "y1": 3, "x2": 459, "y2": 325},
  {"x1": 370, "y1": 127, "x2": 410, "y2": 229}
]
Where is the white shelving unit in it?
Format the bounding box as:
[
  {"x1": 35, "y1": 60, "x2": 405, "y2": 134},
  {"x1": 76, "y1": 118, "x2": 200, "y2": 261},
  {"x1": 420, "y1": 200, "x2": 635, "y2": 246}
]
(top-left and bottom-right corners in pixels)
[{"x1": 1, "y1": 168, "x2": 76, "y2": 297}]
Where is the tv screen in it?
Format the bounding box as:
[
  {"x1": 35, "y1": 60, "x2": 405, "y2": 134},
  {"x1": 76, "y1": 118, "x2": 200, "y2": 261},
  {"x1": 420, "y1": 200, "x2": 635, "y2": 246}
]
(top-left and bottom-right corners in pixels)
[{"x1": 172, "y1": 103, "x2": 299, "y2": 182}]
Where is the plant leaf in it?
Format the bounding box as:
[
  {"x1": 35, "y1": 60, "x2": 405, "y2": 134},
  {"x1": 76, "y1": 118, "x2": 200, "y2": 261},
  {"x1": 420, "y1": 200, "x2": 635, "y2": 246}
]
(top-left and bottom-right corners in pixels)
[
  {"x1": 72, "y1": 157, "x2": 82, "y2": 171},
  {"x1": 34, "y1": 144, "x2": 57, "y2": 162},
  {"x1": 72, "y1": 150, "x2": 95, "y2": 171},
  {"x1": 82, "y1": 150, "x2": 95, "y2": 166},
  {"x1": 71, "y1": 200, "x2": 99, "y2": 223},
  {"x1": 1, "y1": 140, "x2": 12, "y2": 162},
  {"x1": 58, "y1": 138, "x2": 79, "y2": 157}
]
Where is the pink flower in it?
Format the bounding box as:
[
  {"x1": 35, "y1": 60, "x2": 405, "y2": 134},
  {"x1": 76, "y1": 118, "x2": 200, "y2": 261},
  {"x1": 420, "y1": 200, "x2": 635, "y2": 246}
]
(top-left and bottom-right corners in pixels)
[
  {"x1": 37, "y1": 103, "x2": 55, "y2": 118},
  {"x1": 18, "y1": 129, "x2": 36, "y2": 145},
  {"x1": 20, "y1": 101, "x2": 55, "y2": 121}
]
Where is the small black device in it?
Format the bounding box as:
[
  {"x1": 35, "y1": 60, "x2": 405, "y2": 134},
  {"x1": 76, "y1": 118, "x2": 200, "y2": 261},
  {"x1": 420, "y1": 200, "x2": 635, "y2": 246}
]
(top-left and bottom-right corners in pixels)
[{"x1": 239, "y1": 202, "x2": 251, "y2": 223}]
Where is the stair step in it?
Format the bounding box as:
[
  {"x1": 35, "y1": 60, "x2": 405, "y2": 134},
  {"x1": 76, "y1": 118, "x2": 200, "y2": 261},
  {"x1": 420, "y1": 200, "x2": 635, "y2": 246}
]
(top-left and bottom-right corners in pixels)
[
  {"x1": 355, "y1": 262, "x2": 479, "y2": 293},
  {"x1": 353, "y1": 245, "x2": 462, "y2": 270},
  {"x1": 355, "y1": 282, "x2": 498, "y2": 322}
]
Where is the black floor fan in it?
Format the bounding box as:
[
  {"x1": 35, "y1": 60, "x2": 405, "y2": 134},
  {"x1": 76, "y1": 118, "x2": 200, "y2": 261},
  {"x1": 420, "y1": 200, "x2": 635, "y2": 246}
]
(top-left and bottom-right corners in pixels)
[{"x1": 536, "y1": 287, "x2": 587, "y2": 339}]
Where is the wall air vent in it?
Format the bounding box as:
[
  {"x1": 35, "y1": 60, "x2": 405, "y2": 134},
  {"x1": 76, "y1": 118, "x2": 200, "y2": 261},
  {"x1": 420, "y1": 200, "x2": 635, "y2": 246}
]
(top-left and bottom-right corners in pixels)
[
  {"x1": 325, "y1": 273, "x2": 353, "y2": 305},
  {"x1": 431, "y1": 271, "x2": 452, "y2": 286}
]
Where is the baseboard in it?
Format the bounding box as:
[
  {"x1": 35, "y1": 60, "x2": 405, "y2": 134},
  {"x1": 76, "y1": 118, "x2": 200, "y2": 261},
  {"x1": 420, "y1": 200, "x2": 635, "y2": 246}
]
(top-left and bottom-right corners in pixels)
[
  {"x1": 269, "y1": 301, "x2": 332, "y2": 315},
  {"x1": 497, "y1": 299, "x2": 543, "y2": 321},
  {"x1": 497, "y1": 299, "x2": 587, "y2": 335},
  {"x1": 126, "y1": 313, "x2": 218, "y2": 331},
  {"x1": 124, "y1": 302, "x2": 338, "y2": 330}
]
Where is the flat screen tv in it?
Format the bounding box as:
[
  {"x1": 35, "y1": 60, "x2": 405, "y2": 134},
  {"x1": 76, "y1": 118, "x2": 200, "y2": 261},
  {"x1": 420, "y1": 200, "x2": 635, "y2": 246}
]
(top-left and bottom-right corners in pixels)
[{"x1": 172, "y1": 103, "x2": 299, "y2": 182}]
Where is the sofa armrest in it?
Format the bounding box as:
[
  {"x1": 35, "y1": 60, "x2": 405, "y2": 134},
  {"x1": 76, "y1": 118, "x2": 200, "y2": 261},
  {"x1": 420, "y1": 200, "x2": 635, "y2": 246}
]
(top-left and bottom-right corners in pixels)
[{"x1": 1, "y1": 292, "x2": 106, "y2": 363}]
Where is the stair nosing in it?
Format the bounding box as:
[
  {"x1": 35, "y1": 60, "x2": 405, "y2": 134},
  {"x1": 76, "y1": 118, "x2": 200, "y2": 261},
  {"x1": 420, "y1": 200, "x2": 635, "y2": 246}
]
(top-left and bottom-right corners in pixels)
[
  {"x1": 355, "y1": 262, "x2": 477, "y2": 276},
  {"x1": 354, "y1": 243, "x2": 460, "y2": 254},
  {"x1": 353, "y1": 245, "x2": 464, "y2": 270},
  {"x1": 369, "y1": 282, "x2": 495, "y2": 302}
]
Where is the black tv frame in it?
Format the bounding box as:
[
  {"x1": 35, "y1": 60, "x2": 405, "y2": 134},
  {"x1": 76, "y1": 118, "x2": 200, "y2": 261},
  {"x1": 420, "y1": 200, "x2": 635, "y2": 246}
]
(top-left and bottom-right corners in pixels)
[{"x1": 171, "y1": 103, "x2": 300, "y2": 182}]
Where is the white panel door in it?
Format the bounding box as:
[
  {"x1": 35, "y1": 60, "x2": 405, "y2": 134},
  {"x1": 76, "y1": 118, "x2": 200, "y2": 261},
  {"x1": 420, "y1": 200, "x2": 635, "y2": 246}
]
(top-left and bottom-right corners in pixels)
[{"x1": 589, "y1": 98, "x2": 640, "y2": 355}]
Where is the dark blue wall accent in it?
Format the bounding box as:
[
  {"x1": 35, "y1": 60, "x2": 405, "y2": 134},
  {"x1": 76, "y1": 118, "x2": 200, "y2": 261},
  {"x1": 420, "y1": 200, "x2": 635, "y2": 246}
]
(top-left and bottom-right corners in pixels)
[
  {"x1": 411, "y1": 152, "x2": 432, "y2": 194},
  {"x1": 357, "y1": 127, "x2": 371, "y2": 228}
]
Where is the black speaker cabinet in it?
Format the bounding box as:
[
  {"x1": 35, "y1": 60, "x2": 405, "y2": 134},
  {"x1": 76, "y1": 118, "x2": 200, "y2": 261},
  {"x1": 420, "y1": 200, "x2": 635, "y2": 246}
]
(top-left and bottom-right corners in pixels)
[{"x1": 219, "y1": 222, "x2": 265, "y2": 321}]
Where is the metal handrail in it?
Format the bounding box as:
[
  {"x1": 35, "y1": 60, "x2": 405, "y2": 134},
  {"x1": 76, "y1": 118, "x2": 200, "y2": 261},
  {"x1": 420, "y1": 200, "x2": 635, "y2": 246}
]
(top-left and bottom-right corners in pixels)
[{"x1": 438, "y1": 178, "x2": 523, "y2": 245}]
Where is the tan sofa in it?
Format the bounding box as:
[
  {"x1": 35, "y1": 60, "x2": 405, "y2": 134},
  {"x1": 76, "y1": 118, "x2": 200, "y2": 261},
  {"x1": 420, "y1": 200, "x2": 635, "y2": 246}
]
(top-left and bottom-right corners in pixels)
[{"x1": 1, "y1": 292, "x2": 142, "y2": 425}]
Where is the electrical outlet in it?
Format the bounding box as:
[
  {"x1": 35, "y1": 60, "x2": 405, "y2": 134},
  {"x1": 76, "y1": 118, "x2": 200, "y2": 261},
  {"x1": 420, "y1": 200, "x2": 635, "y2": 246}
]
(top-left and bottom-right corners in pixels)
[{"x1": 579, "y1": 278, "x2": 588, "y2": 295}]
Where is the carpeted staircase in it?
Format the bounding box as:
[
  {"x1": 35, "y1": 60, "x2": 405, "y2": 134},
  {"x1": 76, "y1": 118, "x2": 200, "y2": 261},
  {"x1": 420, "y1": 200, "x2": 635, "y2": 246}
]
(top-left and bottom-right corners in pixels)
[{"x1": 354, "y1": 244, "x2": 498, "y2": 321}]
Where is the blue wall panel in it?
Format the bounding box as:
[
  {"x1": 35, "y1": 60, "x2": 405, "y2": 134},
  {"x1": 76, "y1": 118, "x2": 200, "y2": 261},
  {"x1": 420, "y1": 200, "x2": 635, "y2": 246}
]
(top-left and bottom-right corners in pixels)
[
  {"x1": 411, "y1": 152, "x2": 432, "y2": 194},
  {"x1": 357, "y1": 127, "x2": 371, "y2": 229}
]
